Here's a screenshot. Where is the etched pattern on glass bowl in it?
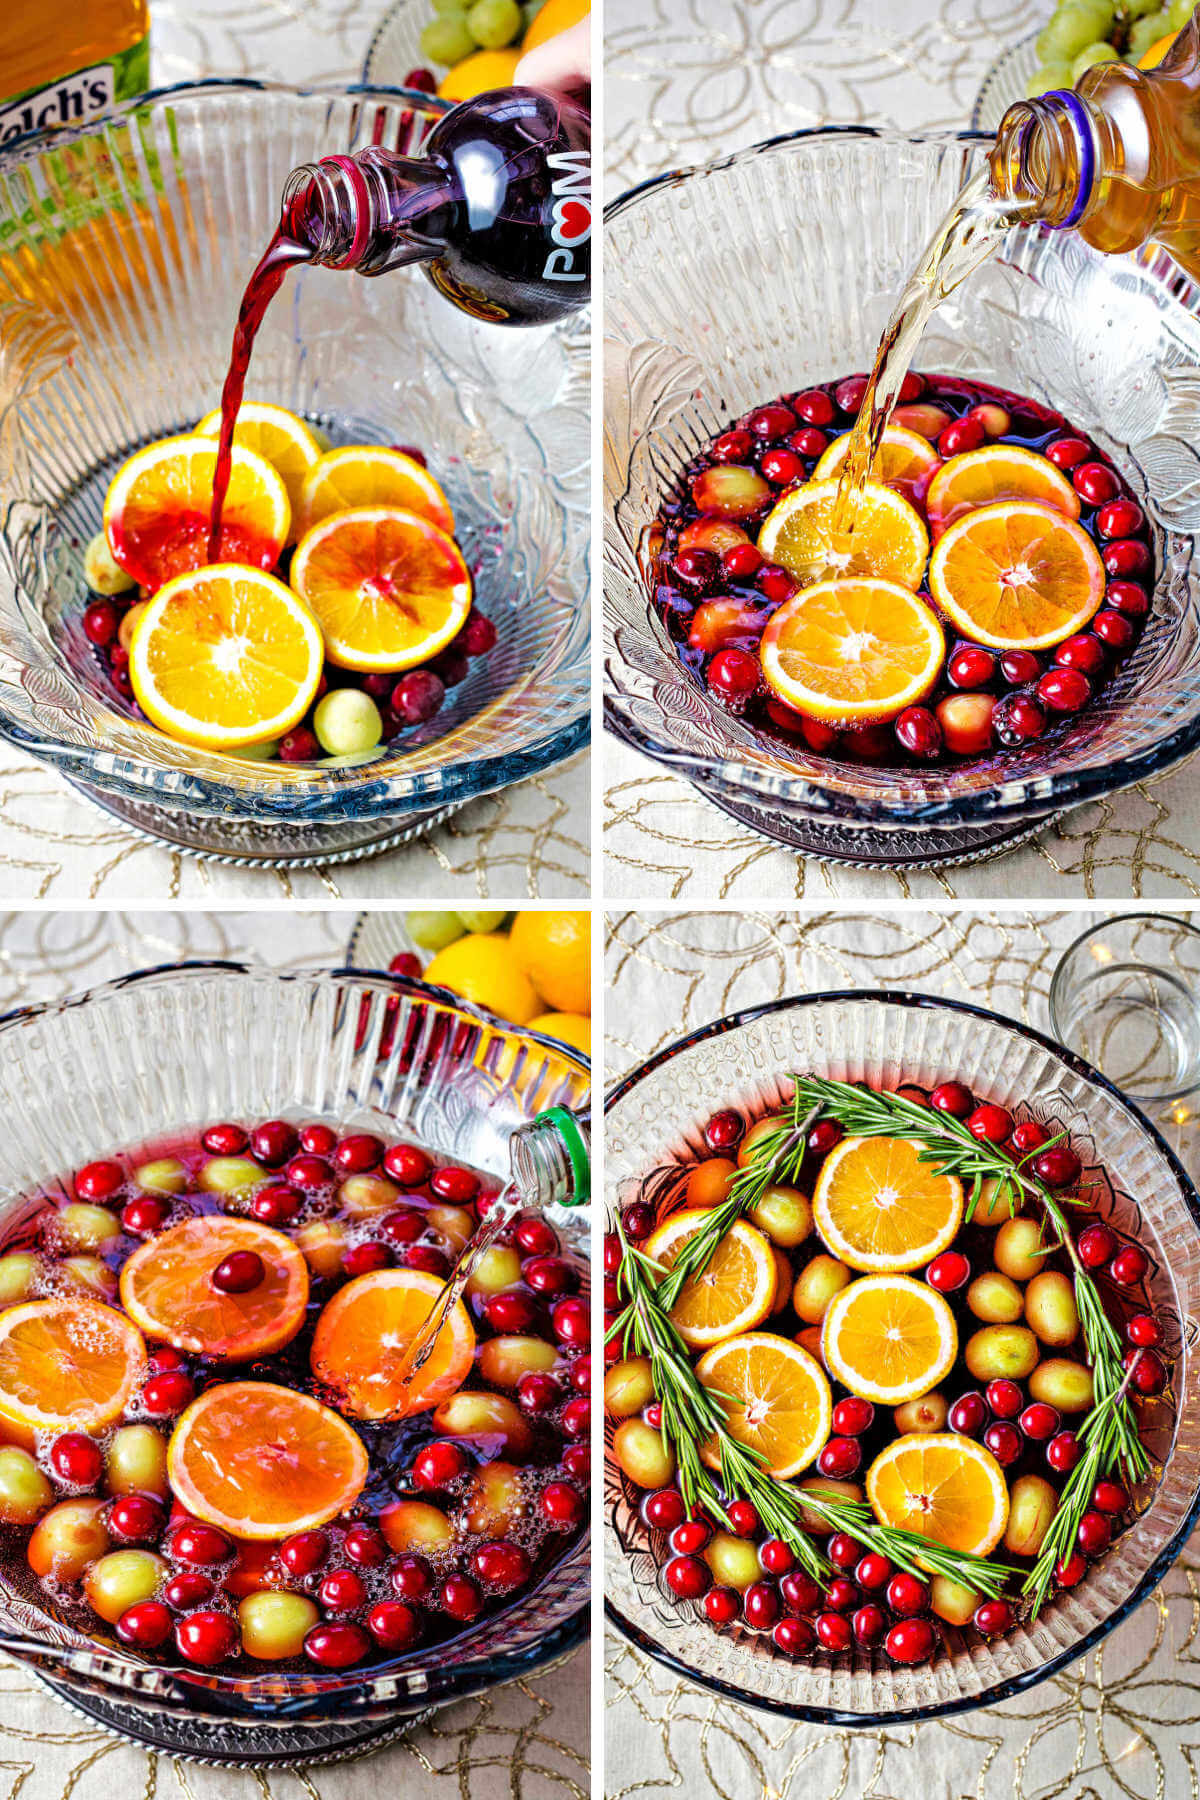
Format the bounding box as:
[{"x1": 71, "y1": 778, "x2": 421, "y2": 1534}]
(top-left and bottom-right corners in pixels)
[
  {"x1": 0, "y1": 82, "x2": 589, "y2": 866},
  {"x1": 604, "y1": 989, "x2": 1200, "y2": 1723},
  {"x1": 603, "y1": 130, "x2": 1200, "y2": 861},
  {"x1": 0, "y1": 964, "x2": 589, "y2": 1757}
]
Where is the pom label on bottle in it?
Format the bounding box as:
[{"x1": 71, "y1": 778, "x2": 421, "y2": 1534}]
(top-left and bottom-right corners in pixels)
[{"x1": 543, "y1": 149, "x2": 590, "y2": 283}]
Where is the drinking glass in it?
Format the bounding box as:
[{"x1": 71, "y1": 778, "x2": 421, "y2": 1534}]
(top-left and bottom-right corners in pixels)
[{"x1": 1050, "y1": 914, "x2": 1200, "y2": 1104}]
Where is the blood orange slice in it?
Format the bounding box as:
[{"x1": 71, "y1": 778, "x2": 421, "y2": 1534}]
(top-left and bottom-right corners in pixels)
[
  {"x1": 310, "y1": 1268, "x2": 475, "y2": 1419},
  {"x1": 119, "y1": 1217, "x2": 309, "y2": 1362},
  {"x1": 928, "y1": 500, "x2": 1106, "y2": 650},
  {"x1": 103, "y1": 434, "x2": 290, "y2": 591},
  {"x1": 167, "y1": 1381, "x2": 368, "y2": 1539},
  {"x1": 926, "y1": 445, "x2": 1081, "y2": 538},
  {"x1": 813, "y1": 427, "x2": 942, "y2": 504},
  {"x1": 0, "y1": 1297, "x2": 146, "y2": 1442},
  {"x1": 290, "y1": 505, "x2": 472, "y2": 672},
  {"x1": 757, "y1": 479, "x2": 929, "y2": 590},
  {"x1": 759, "y1": 578, "x2": 945, "y2": 724}
]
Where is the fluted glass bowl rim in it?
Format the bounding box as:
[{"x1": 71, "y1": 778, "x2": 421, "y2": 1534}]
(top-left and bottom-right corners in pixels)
[
  {"x1": 0, "y1": 79, "x2": 589, "y2": 827},
  {"x1": 603, "y1": 985, "x2": 1200, "y2": 1725},
  {"x1": 603, "y1": 124, "x2": 1200, "y2": 832},
  {"x1": 0, "y1": 960, "x2": 589, "y2": 1721}
]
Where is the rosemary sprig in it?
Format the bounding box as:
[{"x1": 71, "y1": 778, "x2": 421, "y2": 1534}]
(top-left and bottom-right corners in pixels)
[{"x1": 1021, "y1": 1367, "x2": 1137, "y2": 1615}]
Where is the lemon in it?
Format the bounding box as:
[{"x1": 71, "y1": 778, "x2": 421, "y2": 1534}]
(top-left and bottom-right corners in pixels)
[
  {"x1": 521, "y1": 0, "x2": 589, "y2": 49},
  {"x1": 424, "y1": 933, "x2": 539, "y2": 1025},
  {"x1": 438, "y1": 48, "x2": 521, "y2": 101},
  {"x1": 508, "y1": 910, "x2": 590, "y2": 1015},
  {"x1": 529, "y1": 1012, "x2": 590, "y2": 1055}
]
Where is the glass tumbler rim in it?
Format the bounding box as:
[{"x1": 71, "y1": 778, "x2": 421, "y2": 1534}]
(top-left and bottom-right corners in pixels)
[{"x1": 1049, "y1": 911, "x2": 1200, "y2": 1103}]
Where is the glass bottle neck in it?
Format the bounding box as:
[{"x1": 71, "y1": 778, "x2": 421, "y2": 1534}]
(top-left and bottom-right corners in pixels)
[
  {"x1": 510, "y1": 1108, "x2": 590, "y2": 1209},
  {"x1": 990, "y1": 88, "x2": 1100, "y2": 231},
  {"x1": 281, "y1": 149, "x2": 453, "y2": 271}
]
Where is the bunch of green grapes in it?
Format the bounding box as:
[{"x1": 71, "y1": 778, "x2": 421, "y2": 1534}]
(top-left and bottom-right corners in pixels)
[
  {"x1": 1026, "y1": 0, "x2": 1194, "y2": 96},
  {"x1": 406, "y1": 908, "x2": 512, "y2": 949},
  {"x1": 420, "y1": 0, "x2": 547, "y2": 66}
]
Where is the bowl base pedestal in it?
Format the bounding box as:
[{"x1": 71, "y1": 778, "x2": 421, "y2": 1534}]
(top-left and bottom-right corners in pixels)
[
  {"x1": 69, "y1": 780, "x2": 462, "y2": 868},
  {"x1": 703, "y1": 788, "x2": 1059, "y2": 868}
]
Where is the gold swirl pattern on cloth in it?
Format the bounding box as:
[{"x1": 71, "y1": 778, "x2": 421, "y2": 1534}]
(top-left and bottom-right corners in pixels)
[
  {"x1": 604, "y1": 908, "x2": 1200, "y2": 1800},
  {"x1": 0, "y1": 910, "x2": 587, "y2": 1796},
  {"x1": 602, "y1": 0, "x2": 1200, "y2": 898}
]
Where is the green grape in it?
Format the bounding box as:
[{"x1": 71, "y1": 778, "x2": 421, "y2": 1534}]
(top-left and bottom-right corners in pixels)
[
  {"x1": 1025, "y1": 59, "x2": 1075, "y2": 94},
  {"x1": 467, "y1": 0, "x2": 522, "y2": 44},
  {"x1": 1070, "y1": 37, "x2": 1121, "y2": 78},
  {"x1": 1037, "y1": 3, "x2": 1115, "y2": 61},
  {"x1": 1128, "y1": 9, "x2": 1170, "y2": 52},
  {"x1": 455, "y1": 910, "x2": 507, "y2": 932},
  {"x1": 1124, "y1": 0, "x2": 1163, "y2": 19},
  {"x1": 1169, "y1": 0, "x2": 1193, "y2": 30},
  {"x1": 406, "y1": 911, "x2": 467, "y2": 952},
  {"x1": 313, "y1": 689, "x2": 384, "y2": 757},
  {"x1": 235, "y1": 737, "x2": 279, "y2": 761},
  {"x1": 522, "y1": 0, "x2": 549, "y2": 24},
  {"x1": 432, "y1": 0, "x2": 466, "y2": 10},
  {"x1": 420, "y1": 13, "x2": 477, "y2": 62}
]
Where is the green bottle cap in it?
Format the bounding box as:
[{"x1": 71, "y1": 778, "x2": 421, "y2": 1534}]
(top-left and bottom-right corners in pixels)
[{"x1": 535, "y1": 1106, "x2": 590, "y2": 1206}]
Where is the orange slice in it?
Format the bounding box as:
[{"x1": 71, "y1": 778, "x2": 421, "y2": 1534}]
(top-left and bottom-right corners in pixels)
[
  {"x1": 759, "y1": 578, "x2": 945, "y2": 724},
  {"x1": 821, "y1": 1274, "x2": 958, "y2": 1404},
  {"x1": 642, "y1": 1209, "x2": 777, "y2": 1349},
  {"x1": 119, "y1": 1217, "x2": 309, "y2": 1362},
  {"x1": 290, "y1": 506, "x2": 472, "y2": 673},
  {"x1": 167, "y1": 1381, "x2": 368, "y2": 1539},
  {"x1": 128, "y1": 565, "x2": 324, "y2": 750},
  {"x1": 813, "y1": 427, "x2": 942, "y2": 504},
  {"x1": 926, "y1": 445, "x2": 1081, "y2": 538},
  {"x1": 297, "y1": 445, "x2": 454, "y2": 538},
  {"x1": 928, "y1": 500, "x2": 1106, "y2": 650},
  {"x1": 310, "y1": 1268, "x2": 475, "y2": 1420},
  {"x1": 757, "y1": 479, "x2": 929, "y2": 590},
  {"x1": 812, "y1": 1135, "x2": 964, "y2": 1272},
  {"x1": 195, "y1": 402, "x2": 324, "y2": 540},
  {"x1": 694, "y1": 1331, "x2": 832, "y2": 1479},
  {"x1": 866, "y1": 1431, "x2": 1010, "y2": 1556},
  {"x1": 0, "y1": 1298, "x2": 146, "y2": 1441},
  {"x1": 103, "y1": 434, "x2": 290, "y2": 591}
]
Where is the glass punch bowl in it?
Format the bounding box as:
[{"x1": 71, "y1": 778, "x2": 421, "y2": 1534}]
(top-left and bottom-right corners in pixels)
[
  {"x1": 604, "y1": 130, "x2": 1200, "y2": 868},
  {"x1": 0, "y1": 963, "x2": 589, "y2": 1765},
  {"x1": 0, "y1": 82, "x2": 589, "y2": 867},
  {"x1": 605, "y1": 989, "x2": 1200, "y2": 1722}
]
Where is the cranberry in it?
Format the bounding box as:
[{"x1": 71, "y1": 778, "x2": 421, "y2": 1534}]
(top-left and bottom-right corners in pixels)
[
  {"x1": 808, "y1": 1119, "x2": 843, "y2": 1157},
  {"x1": 1037, "y1": 667, "x2": 1091, "y2": 714},
  {"x1": 983, "y1": 1422, "x2": 1023, "y2": 1467},
  {"x1": 522, "y1": 1256, "x2": 576, "y2": 1297},
  {"x1": 937, "y1": 691, "x2": 994, "y2": 754},
  {"x1": 1056, "y1": 1552, "x2": 1088, "y2": 1587},
  {"x1": 413, "y1": 1441, "x2": 470, "y2": 1491},
  {"x1": 405, "y1": 1245, "x2": 449, "y2": 1278},
  {"x1": 295, "y1": 1124, "x2": 333, "y2": 1156},
  {"x1": 854, "y1": 1553, "x2": 892, "y2": 1591},
  {"x1": 203, "y1": 1123, "x2": 248, "y2": 1156},
  {"x1": 275, "y1": 1530, "x2": 328, "y2": 1579},
  {"x1": 392, "y1": 669, "x2": 445, "y2": 725},
  {"x1": 108, "y1": 1494, "x2": 163, "y2": 1542},
  {"x1": 835, "y1": 375, "x2": 870, "y2": 414},
  {"x1": 853, "y1": 1603, "x2": 887, "y2": 1646},
  {"x1": 1093, "y1": 609, "x2": 1136, "y2": 652},
  {"x1": 780, "y1": 1570, "x2": 822, "y2": 1614},
  {"x1": 547, "y1": 1298, "x2": 586, "y2": 1348},
  {"x1": 973, "y1": 1599, "x2": 1013, "y2": 1636},
  {"x1": 460, "y1": 611, "x2": 497, "y2": 656},
  {"x1": 789, "y1": 426, "x2": 829, "y2": 457},
  {"x1": 948, "y1": 1391, "x2": 987, "y2": 1435},
  {"x1": 927, "y1": 1250, "x2": 970, "y2": 1292},
  {"x1": 1000, "y1": 648, "x2": 1042, "y2": 686},
  {"x1": 707, "y1": 648, "x2": 759, "y2": 702},
  {"x1": 827, "y1": 1533, "x2": 860, "y2": 1571},
  {"x1": 1075, "y1": 1510, "x2": 1111, "y2": 1557},
  {"x1": 1102, "y1": 539, "x2": 1151, "y2": 580},
  {"x1": 930, "y1": 1081, "x2": 973, "y2": 1118},
  {"x1": 1097, "y1": 497, "x2": 1144, "y2": 540},
  {"x1": 50, "y1": 1433, "x2": 103, "y2": 1486},
  {"x1": 169, "y1": 1522, "x2": 230, "y2": 1565},
  {"x1": 141, "y1": 1371, "x2": 195, "y2": 1416},
  {"x1": 250, "y1": 1182, "x2": 301, "y2": 1226},
  {"x1": 701, "y1": 1585, "x2": 739, "y2": 1627},
  {"x1": 816, "y1": 1610, "x2": 853, "y2": 1652},
  {"x1": 1125, "y1": 1347, "x2": 1166, "y2": 1393},
  {"x1": 83, "y1": 600, "x2": 119, "y2": 647},
  {"x1": 117, "y1": 1599, "x2": 173, "y2": 1648},
  {"x1": 319, "y1": 1567, "x2": 367, "y2": 1612},
  {"x1": 74, "y1": 1160, "x2": 123, "y2": 1202},
  {"x1": 642, "y1": 1489, "x2": 685, "y2": 1532},
  {"x1": 823, "y1": 1576, "x2": 859, "y2": 1613},
  {"x1": 796, "y1": 712, "x2": 838, "y2": 751},
  {"x1": 1047, "y1": 1431, "x2": 1081, "y2": 1474},
  {"x1": 773, "y1": 1616, "x2": 816, "y2": 1655},
  {"x1": 760, "y1": 447, "x2": 806, "y2": 486},
  {"x1": 1073, "y1": 462, "x2": 1119, "y2": 504},
  {"x1": 967, "y1": 1103, "x2": 1013, "y2": 1144},
  {"x1": 948, "y1": 645, "x2": 997, "y2": 690},
  {"x1": 163, "y1": 1571, "x2": 214, "y2": 1610},
  {"x1": 250, "y1": 1121, "x2": 297, "y2": 1166},
  {"x1": 670, "y1": 1519, "x2": 710, "y2": 1555},
  {"x1": 721, "y1": 543, "x2": 763, "y2": 581},
  {"x1": 1093, "y1": 1478, "x2": 1128, "y2": 1515},
  {"x1": 1010, "y1": 1120, "x2": 1049, "y2": 1155},
  {"x1": 342, "y1": 1242, "x2": 394, "y2": 1278},
  {"x1": 1077, "y1": 1222, "x2": 1117, "y2": 1267},
  {"x1": 343, "y1": 1523, "x2": 387, "y2": 1567},
  {"x1": 713, "y1": 428, "x2": 755, "y2": 463},
  {"x1": 333, "y1": 1133, "x2": 383, "y2": 1175},
  {"x1": 541, "y1": 1481, "x2": 585, "y2": 1527},
  {"x1": 817, "y1": 1437, "x2": 862, "y2": 1478},
  {"x1": 429, "y1": 1166, "x2": 479, "y2": 1205},
  {"x1": 1019, "y1": 1402, "x2": 1060, "y2": 1441},
  {"x1": 1126, "y1": 1314, "x2": 1163, "y2": 1348},
  {"x1": 664, "y1": 1554, "x2": 710, "y2": 1599},
  {"x1": 286, "y1": 1154, "x2": 331, "y2": 1192},
  {"x1": 757, "y1": 563, "x2": 799, "y2": 604},
  {"x1": 366, "y1": 1599, "x2": 420, "y2": 1649},
  {"x1": 562, "y1": 1443, "x2": 590, "y2": 1482},
  {"x1": 1105, "y1": 579, "x2": 1150, "y2": 617},
  {"x1": 384, "y1": 1144, "x2": 432, "y2": 1185},
  {"x1": 746, "y1": 404, "x2": 797, "y2": 440},
  {"x1": 886, "y1": 1618, "x2": 936, "y2": 1664},
  {"x1": 1029, "y1": 1145, "x2": 1080, "y2": 1189},
  {"x1": 211, "y1": 1250, "x2": 264, "y2": 1293},
  {"x1": 939, "y1": 416, "x2": 985, "y2": 456},
  {"x1": 744, "y1": 1581, "x2": 782, "y2": 1630},
  {"x1": 175, "y1": 1610, "x2": 239, "y2": 1666},
  {"x1": 305, "y1": 1621, "x2": 371, "y2": 1667},
  {"x1": 561, "y1": 1395, "x2": 590, "y2": 1439},
  {"x1": 701, "y1": 1112, "x2": 741, "y2": 1155},
  {"x1": 1045, "y1": 437, "x2": 1089, "y2": 470},
  {"x1": 793, "y1": 389, "x2": 836, "y2": 427},
  {"x1": 985, "y1": 1378, "x2": 1024, "y2": 1419},
  {"x1": 993, "y1": 692, "x2": 1047, "y2": 745},
  {"x1": 673, "y1": 548, "x2": 719, "y2": 594},
  {"x1": 513, "y1": 1218, "x2": 557, "y2": 1258},
  {"x1": 391, "y1": 1554, "x2": 431, "y2": 1600},
  {"x1": 885, "y1": 1572, "x2": 928, "y2": 1617},
  {"x1": 1110, "y1": 1244, "x2": 1149, "y2": 1286},
  {"x1": 895, "y1": 706, "x2": 942, "y2": 759},
  {"x1": 759, "y1": 1537, "x2": 793, "y2": 1575},
  {"x1": 726, "y1": 1499, "x2": 759, "y2": 1536},
  {"x1": 831, "y1": 1397, "x2": 874, "y2": 1436},
  {"x1": 121, "y1": 1194, "x2": 170, "y2": 1235}
]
